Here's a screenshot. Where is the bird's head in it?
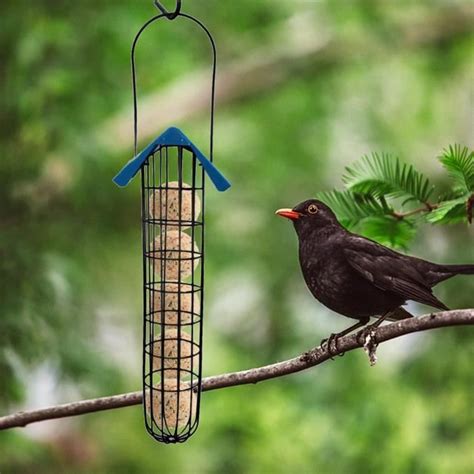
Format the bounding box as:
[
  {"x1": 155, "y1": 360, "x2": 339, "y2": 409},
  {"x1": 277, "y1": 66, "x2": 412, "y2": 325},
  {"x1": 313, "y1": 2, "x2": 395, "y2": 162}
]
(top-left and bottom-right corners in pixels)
[{"x1": 275, "y1": 199, "x2": 340, "y2": 238}]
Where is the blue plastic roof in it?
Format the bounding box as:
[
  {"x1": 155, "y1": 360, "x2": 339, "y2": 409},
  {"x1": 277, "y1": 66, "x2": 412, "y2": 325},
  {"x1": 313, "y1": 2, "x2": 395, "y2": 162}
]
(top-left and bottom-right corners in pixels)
[{"x1": 112, "y1": 127, "x2": 231, "y2": 192}]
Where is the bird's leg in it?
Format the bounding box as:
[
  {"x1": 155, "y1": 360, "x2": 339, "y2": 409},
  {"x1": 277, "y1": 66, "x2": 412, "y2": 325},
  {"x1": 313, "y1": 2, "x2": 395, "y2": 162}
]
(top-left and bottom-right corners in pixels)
[
  {"x1": 371, "y1": 311, "x2": 391, "y2": 328},
  {"x1": 321, "y1": 318, "x2": 370, "y2": 357}
]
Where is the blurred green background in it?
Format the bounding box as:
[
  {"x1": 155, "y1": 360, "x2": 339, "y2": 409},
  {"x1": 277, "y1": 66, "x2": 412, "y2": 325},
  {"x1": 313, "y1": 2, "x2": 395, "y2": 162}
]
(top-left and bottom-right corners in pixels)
[{"x1": 1, "y1": 0, "x2": 473, "y2": 473}]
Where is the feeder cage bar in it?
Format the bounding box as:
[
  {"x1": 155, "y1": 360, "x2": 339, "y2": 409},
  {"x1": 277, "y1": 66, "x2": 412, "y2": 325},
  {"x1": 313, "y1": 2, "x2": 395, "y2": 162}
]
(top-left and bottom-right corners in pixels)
[{"x1": 141, "y1": 145, "x2": 205, "y2": 443}]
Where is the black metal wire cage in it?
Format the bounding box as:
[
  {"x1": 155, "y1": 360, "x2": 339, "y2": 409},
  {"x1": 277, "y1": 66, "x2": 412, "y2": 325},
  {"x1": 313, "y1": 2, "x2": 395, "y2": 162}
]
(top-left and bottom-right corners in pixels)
[
  {"x1": 141, "y1": 145, "x2": 205, "y2": 443},
  {"x1": 111, "y1": 0, "x2": 229, "y2": 444}
]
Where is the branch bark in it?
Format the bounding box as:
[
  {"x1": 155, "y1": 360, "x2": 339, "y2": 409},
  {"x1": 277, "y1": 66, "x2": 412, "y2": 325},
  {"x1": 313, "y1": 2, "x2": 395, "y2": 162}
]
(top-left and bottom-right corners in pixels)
[{"x1": 1, "y1": 309, "x2": 472, "y2": 430}]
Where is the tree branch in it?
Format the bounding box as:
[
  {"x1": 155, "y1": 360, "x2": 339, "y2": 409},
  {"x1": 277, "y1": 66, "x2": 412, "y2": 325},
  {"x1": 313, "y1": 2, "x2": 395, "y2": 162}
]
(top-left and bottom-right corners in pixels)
[
  {"x1": 392, "y1": 203, "x2": 439, "y2": 219},
  {"x1": 0, "y1": 309, "x2": 472, "y2": 430}
]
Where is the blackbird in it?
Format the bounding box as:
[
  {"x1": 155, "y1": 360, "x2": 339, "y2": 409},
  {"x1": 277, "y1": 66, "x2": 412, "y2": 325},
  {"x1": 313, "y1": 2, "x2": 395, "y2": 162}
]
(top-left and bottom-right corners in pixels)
[{"x1": 276, "y1": 199, "x2": 474, "y2": 349}]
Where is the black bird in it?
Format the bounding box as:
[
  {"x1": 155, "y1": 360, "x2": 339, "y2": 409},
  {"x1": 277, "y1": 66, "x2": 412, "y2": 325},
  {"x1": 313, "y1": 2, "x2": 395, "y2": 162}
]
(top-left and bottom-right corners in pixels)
[{"x1": 276, "y1": 199, "x2": 474, "y2": 348}]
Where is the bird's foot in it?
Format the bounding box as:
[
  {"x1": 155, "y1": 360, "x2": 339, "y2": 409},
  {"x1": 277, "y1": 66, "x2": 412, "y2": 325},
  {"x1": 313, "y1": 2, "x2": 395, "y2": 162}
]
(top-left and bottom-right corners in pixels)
[
  {"x1": 357, "y1": 325, "x2": 379, "y2": 366},
  {"x1": 320, "y1": 334, "x2": 335, "y2": 359},
  {"x1": 320, "y1": 333, "x2": 345, "y2": 359},
  {"x1": 357, "y1": 325, "x2": 375, "y2": 344}
]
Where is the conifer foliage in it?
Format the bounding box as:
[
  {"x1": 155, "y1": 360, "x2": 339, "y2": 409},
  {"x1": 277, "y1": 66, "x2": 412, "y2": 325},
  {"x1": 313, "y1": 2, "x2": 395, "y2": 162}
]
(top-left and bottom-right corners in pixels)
[{"x1": 318, "y1": 146, "x2": 473, "y2": 248}]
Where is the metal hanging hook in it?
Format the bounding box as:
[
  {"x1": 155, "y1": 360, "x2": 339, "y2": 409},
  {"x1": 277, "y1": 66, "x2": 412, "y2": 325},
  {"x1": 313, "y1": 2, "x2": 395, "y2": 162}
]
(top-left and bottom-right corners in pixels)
[
  {"x1": 130, "y1": 9, "x2": 217, "y2": 160},
  {"x1": 153, "y1": 0, "x2": 181, "y2": 20}
]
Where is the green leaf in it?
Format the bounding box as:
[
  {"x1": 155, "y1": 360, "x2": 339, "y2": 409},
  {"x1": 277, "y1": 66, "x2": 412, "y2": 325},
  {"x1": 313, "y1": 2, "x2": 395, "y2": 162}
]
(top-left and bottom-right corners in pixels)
[
  {"x1": 438, "y1": 145, "x2": 474, "y2": 193},
  {"x1": 425, "y1": 196, "x2": 468, "y2": 224},
  {"x1": 358, "y1": 216, "x2": 417, "y2": 250},
  {"x1": 342, "y1": 153, "x2": 433, "y2": 204},
  {"x1": 316, "y1": 190, "x2": 388, "y2": 228}
]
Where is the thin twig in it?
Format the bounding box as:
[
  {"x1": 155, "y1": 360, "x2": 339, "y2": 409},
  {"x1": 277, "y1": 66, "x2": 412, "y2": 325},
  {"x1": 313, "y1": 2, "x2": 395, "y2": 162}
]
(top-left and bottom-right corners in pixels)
[
  {"x1": 392, "y1": 202, "x2": 439, "y2": 219},
  {"x1": 0, "y1": 309, "x2": 472, "y2": 430}
]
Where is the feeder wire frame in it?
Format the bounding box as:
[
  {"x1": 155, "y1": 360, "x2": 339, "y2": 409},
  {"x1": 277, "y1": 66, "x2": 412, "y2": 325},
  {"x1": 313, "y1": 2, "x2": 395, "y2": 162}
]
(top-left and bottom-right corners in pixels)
[
  {"x1": 132, "y1": 7, "x2": 216, "y2": 444},
  {"x1": 131, "y1": 12, "x2": 216, "y2": 160},
  {"x1": 141, "y1": 146, "x2": 204, "y2": 443}
]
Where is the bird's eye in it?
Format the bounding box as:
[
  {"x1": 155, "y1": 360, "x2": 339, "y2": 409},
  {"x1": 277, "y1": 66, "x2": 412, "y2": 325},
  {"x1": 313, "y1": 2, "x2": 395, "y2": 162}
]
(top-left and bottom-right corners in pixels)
[{"x1": 307, "y1": 204, "x2": 318, "y2": 214}]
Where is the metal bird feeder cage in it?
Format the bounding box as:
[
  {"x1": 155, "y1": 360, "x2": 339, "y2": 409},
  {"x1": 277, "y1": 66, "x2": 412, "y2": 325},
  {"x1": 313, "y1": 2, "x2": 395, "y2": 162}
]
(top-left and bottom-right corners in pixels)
[{"x1": 113, "y1": 0, "x2": 230, "y2": 444}]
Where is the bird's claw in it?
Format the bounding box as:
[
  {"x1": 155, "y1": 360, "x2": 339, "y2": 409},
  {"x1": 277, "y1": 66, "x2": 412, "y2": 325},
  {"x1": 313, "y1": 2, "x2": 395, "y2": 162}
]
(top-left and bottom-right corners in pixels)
[
  {"x1": 320, "y1": 333, "x2": 345, "y2": 359},
  {"x1": 320, "y1": 335, "x2": 334, "y2": 359},
  {"x1": 358, "y1": 325, "x2": 379, "y2": 366},
  {"x1": 357, "y1": 324, "x2": 377, "y2": 345}
]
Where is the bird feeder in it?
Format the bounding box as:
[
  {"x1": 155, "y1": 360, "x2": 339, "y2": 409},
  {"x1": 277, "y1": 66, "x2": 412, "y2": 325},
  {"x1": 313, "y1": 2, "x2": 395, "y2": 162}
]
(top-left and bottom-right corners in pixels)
[{"x1": 113, "y1": 1, "x2": 230, "y2": 444}]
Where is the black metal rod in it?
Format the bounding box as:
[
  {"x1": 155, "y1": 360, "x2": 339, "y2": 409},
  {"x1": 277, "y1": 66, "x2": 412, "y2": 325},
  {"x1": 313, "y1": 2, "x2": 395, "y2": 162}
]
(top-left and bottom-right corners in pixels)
[
  {"x1": 130, "y1": 13, "x2": 217, "y2": 161},
  {"x1": 153, "y1": 0, "x2": 181, "y2": 20}
]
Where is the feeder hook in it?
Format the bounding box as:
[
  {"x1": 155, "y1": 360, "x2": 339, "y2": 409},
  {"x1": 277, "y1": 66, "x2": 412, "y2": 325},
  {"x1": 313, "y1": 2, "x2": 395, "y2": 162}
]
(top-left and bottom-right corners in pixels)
[{"x1": 154, "y1": 0, "x2": 181, "y2": 20}]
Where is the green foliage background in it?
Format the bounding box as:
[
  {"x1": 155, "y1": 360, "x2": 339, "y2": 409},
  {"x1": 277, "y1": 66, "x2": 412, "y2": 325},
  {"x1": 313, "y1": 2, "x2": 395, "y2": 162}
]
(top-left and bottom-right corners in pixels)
[
  {"x1": 318, "y1": 145, "x2": 473, "y2": 248},
  {"x1": 0, "y1": 1, "x2": 473, "y2": 473}
]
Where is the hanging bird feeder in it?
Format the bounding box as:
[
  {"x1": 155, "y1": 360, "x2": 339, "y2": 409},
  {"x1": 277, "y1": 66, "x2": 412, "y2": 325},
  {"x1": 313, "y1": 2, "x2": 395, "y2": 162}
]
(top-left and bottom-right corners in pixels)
[{"x1": 113, "y1": 0, "x2": 230, "y2": 444}]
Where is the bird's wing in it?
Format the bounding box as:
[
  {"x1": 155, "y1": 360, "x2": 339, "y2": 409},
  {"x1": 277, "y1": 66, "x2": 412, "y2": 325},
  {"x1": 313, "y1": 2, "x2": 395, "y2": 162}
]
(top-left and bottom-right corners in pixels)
[{"x1": 343, "y1": 239, "x2": 449, "y2": 311}]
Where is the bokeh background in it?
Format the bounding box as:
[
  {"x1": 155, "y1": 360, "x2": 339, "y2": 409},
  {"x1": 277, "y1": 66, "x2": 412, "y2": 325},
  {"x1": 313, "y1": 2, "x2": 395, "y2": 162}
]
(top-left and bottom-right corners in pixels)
[{"x1": 1, "y1": 1, "x2": 473, "y2": 473}]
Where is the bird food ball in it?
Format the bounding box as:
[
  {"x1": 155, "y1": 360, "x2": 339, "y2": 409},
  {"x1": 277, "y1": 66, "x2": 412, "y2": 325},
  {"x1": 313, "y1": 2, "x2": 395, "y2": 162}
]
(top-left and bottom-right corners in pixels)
[
  {"x1": 149, "y1": 182, "x2": 201, "y2": 228},
  {"x1": 145, "y1": 380, "x2": 197, "y2": 429},
  {"x1": 151, "y1": 330, "x2": 197, "y2": 372},
  {"x1": 152, "y1": 283, "x2": 199, "y2": 325},
  {"x1": 153, "y1": 231, "x2": 200, "y2": 280}
]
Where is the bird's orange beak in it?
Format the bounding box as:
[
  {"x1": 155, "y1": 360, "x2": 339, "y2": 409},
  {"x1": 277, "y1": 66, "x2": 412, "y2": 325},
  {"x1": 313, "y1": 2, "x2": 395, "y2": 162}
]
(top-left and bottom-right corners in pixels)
[{"x1": 275, "y1": 208, "x2": 301, "y2": 221}]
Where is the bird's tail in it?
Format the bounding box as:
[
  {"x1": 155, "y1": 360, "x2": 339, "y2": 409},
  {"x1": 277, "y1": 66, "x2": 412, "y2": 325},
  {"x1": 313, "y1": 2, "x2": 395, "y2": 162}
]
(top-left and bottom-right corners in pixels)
[
  {"x1": 442, "y1": 264, "x2": 474, "y2": 275},
  {"x1": 427, "y1": 263, "x2": 474, "y2": 285}
]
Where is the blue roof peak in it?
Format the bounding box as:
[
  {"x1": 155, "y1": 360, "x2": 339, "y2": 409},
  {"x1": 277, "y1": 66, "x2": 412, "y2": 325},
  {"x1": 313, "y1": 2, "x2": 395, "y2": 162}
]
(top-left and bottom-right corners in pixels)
[
  {"x1": 161, "y1": 126, "x2": 185, "y2": 142},
  {"x1": 112, "y1": 127, "x2": 231, "y2": 191}
]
